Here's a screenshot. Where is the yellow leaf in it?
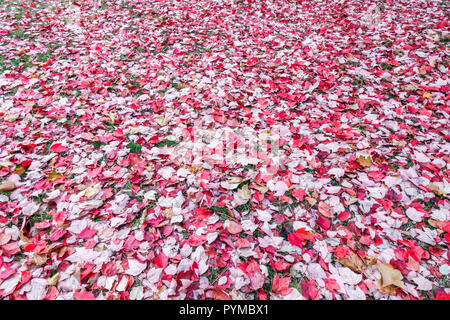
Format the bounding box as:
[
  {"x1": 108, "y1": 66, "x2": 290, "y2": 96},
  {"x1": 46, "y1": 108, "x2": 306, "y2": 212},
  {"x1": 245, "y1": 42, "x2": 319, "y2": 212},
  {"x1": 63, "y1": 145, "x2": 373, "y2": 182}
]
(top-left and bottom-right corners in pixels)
[
  {"x1": 423, "y1": 92, "x2": 432, "y2": 99},
  {"x1": 356, "y1": 155, "x2": 372, "y2": 167},
  {"x1": 377, "y1": 263, "x2": 405, "y2": 289},
  {"x1": 47, "y1": 169, "x2": 62, "y2": 182},
  {"x1": 47, "y1": 272, "x2": 60, "y2": 286},
  {"x1": 13, "y1": 166, "x2": 26, "y2": 176},
  {"x1": 154, "y1": 115, "x2": 168, "y2": 126}
]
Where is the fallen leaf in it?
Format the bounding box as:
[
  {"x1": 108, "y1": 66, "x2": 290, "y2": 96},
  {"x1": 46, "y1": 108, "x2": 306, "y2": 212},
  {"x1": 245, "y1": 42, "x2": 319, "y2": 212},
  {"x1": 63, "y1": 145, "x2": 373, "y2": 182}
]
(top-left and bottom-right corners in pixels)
[
  {"x1": 253, "y1": 183, "x2": 268, "y2": 194},
  {"x1": 47, "y1": 272, "x2": 60, "y2": 286},
  {"x1": 427, "y1": 183, "x2": 444, "y2": 197},
  {"x1": 212, "y1": 288, "x2": 232, "y2": 300},
  {"x1": 318, "y1": 201, "x2": 333, "y2": 218},
  {"x1": 237, "y1": 184, "x2": 251, "y2": 200},
  {"x1": 356, "y1": 156, "x2": 372, "y2": 168},
  {"x1": 30, "y1": 254, "x2": 48, "y2": 266},
  {"x1": 47, "y1": 169, "x2": 63, "y2": 182},
  {"x1": 50, "y1": 143, "x2": 69, "y2": 153},
  {"x1": 364, "y1": 255, "x2": 378, "y2": 267},
  {"x1": 84, "y1": 185, "x2": 98, "y2": 198},
  {"x1": 0, "y1": 233, "x2": 12, "y2": 246},
  {"x1": 0, "y1": 181, "x2": 15, "y2": 191},
  {"x1": 377, "y1": 263, "x2": 405, "y2": 289},
  {"x1": 13, "y1": 166, "x2": 25, "y2": 176},
  {"x1": 227, "y1": 221, "x2": 242, "y2": 234},
  {"x1": 305, "y1": 197, "x2": 317, "y2": 206},
  {"x1": 337, "y1": 252, "x2": 365, "y2": 273}
]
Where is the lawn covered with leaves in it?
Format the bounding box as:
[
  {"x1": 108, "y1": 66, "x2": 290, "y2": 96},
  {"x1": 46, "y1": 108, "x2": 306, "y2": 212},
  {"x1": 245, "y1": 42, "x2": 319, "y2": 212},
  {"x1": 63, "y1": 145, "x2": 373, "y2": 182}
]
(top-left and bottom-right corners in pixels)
[{"x1": 0, "y1": 0, "x2": 449, "y2": 300}]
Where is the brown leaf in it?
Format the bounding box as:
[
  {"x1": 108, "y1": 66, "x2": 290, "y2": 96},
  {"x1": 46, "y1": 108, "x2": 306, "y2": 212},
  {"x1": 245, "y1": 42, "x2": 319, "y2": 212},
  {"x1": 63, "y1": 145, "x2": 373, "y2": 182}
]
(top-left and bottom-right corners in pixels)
[
  {"x1": 364, "y1": 255, "x2": 378, "y2": 267},
  {"x1": 337, "y1": 252, "x2": 365, "y2": 273},
  {"x1": 163, "y1": 208, "x2": 173, "y2": 219},
  {"x1": 253, "y1": 183, "x2": 268, "y2": 194},
  {"x1": 345, "y1": 197, "x2": 358, "y2": 205},
  {"x1": 427, "y1": 183, "x2": 444, "y2": 197},
  {"x1": 392, "y1": 139, "x2": 406, "y2": 148},
  {"x1": 18, "y1": 231, "x2": 31, "y2": 245},
  {"x1": 377, "y1": 263, "x2": 405, "y2": 289},
  {"x1": 58, "y1": 246, "x2": 68, "y2": 258},
  {"x1": 356, "y1": 156, "x2": 372, "y2": 168},
  {"x1": 0, "y1": 181, "x2": 15, "y2": 191},
  {"x1": 379, "y1": 283, "x2": 399, "y2": 296}
]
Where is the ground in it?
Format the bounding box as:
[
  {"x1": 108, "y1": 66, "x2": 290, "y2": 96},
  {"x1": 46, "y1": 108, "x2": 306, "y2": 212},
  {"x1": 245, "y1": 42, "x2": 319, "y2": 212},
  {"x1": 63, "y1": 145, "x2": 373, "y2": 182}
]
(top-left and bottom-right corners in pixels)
[{"x1": 0, "y1": 0, "x2": 449, "y2": 300}]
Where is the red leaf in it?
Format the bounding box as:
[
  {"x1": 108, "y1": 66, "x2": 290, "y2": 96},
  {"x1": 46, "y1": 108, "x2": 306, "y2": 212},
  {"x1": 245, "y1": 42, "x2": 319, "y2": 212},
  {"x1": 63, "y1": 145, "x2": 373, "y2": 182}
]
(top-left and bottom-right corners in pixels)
[
  {"x1": 79, "y1": 227, "x2": 98, "y2": 239},
  {"x1": 317, "y1": 215, "x2": 330, "y2": 230},
  {"x1": 154, "y1": 252, "x2": 168, "y2": 268},
  {"x1": 49, "y1": 229, "x2": 67, "y2": 242},
  {"x1": 272, "y1": 274, "x2": 291, "y2": 295},
  {"x1": 288, "y1": 232, "x2": 304, "y2": 248},
  {"x1": 292, "y1": 188, "x2": 306, "y2": 201},
  {"x1": 50, "y1": 143, "x2": 69, "y2": 153},
  {"x1": 337, "y1": 211, "x2": 350, "y2": 221}
]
